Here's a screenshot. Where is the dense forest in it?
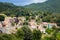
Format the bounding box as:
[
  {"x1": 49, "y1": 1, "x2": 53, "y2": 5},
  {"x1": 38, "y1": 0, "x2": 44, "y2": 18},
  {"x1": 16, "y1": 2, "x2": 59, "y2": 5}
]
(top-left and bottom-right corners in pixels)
[{"x1": 25, "y1": 0, "x2": 60, "y2": 13}]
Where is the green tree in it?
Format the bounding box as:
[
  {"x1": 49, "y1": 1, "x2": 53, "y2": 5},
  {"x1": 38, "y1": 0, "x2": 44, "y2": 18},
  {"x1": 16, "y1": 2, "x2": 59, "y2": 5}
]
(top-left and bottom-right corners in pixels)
[
  {"x1": 56, "y1": 32, "x2": 60, "y2": 40},
  {"x1": 15, "y1": 29, "x2": 24, "y2": 40},
  {"x1": 43, "y1": 36, "x2": 56, "y2": 40},
  {"x1": 0, "y1": 34, "x2": 17, "y2": 40},
  {"x1": 22, "y1": 26, "x2": 33, "y2": 40},
  {"x1": 23, "y1": 21, "x2": 29, "y2": 25},
  {"x1": 36, "y1": 18, "x2": 42, "y2": 25},
  {"x1": 56, "y1": 18, "x2": 60, "y2": 26},
  {"x1": 33, "y1": 29, "x2": 42, "y2": 40},
  {"x1": 42, "y1": 16, "x2": 51, "y2": 22},
  {"x1": 46, "y1": 29, "x2": 54, "y2": 34},
  {"x1": 0, "y1": 15, "x2": 5, "y2": 21}
]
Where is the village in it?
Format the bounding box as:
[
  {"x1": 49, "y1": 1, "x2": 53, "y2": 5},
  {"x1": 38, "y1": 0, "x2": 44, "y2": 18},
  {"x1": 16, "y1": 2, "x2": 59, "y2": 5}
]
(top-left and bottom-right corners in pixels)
[{"x1": 0, "y1": 16, "x2": 57, "y2": 34}]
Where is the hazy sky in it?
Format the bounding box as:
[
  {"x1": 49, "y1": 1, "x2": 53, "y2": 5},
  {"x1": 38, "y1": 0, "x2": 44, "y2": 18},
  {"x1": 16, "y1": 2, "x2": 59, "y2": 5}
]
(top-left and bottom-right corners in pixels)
[{"x1": 0, "y1": 0, "x2": 47, "y2": 6}]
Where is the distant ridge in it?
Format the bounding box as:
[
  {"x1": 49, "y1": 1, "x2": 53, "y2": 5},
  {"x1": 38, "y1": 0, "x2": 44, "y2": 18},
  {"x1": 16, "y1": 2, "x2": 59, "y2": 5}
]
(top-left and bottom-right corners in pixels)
[{"x1": 25, "y1": 0, "x2": 60, "y2": 13}]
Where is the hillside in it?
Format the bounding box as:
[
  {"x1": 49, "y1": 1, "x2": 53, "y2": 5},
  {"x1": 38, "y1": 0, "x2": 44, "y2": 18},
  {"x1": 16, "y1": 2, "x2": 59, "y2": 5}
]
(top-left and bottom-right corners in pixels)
[
  {"x1": 0, "y1": 2, "x2": 31, "y2": 17},
  {"x1": 0, "y1": 2, "x2": 17, "y2": 12},
  {"x1": 25, "y1": 0, "x2": 60, "y2": 13}
]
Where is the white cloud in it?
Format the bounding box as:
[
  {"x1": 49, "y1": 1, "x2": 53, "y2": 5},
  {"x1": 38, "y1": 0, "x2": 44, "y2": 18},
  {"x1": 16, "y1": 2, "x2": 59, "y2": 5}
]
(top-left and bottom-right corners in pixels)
[
  {"x1": 23, "y1": 0, "x2": 47, "y2": 5},
  {"x1": 33, "y1": 0, "x2": 47, "y2": 3},
  {"x1": 9, "y1": 0, "x2": 47, "y2": 6},
  {"x1": 0, "y1": 0, "x2": 47, "y2": 6}
]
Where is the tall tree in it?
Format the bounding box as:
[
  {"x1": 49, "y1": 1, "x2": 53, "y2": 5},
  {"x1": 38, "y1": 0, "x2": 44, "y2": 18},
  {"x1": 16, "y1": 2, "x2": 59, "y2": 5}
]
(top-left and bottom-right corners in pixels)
[
  {"x1": 33, "y1": 29, "x2": 42, "y2": 40},
  {"x1": 22, "y1": 25, "x2": 33, "y2": 40}
]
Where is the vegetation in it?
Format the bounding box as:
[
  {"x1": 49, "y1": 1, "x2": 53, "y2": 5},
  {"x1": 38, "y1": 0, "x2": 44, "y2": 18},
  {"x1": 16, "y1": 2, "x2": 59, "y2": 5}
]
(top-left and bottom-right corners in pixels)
[
  {"x1": 33, "y1": 29, "x2": 42, "y2": 40},
  {"x1": 15, "y1": 29, "x2": 24, "y2": 40},
  {"x1": 0, "y1": 14, "x2": 5, "y2": 21},
  {"x1": 0, "y1": 0, "x2": 60, "y2": 40},
  {"x1": 56, "y1": 32, "x2": 60, "y2": 40},
  {"x1": 0, "y1": 26, "x2": 60, "y2": 40},
  {"x1": 22, "y1": 26, "x2": 33, "y2": 40},
  {"x1": 25, "y1": 0, "x2": 60, "y2": 13}
]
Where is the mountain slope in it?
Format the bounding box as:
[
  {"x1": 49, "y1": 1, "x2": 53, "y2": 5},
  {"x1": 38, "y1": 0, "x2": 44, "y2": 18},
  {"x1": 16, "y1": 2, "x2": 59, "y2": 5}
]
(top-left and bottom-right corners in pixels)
[
  {"x1": 25, "y1": 0, "x2": 60, "y2": 13},
  {"x1": 0, "y1": 2, "x2": 31, "y2": 17},
  {"x1": 0, "y1": 2, "x2": 17, "y2": 12}
]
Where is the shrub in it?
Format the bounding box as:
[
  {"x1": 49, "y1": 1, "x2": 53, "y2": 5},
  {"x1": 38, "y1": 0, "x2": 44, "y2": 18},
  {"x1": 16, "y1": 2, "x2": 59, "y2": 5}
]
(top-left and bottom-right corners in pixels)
[
  {"x1": 33, "y1": 29, "x2": 42, "y2": 40},
  {"x1": 0, "y1": 14, "x2": 5, "y2": 21},
  {"x1": 22, "y1": 26, "x2": 33, "y2": 40}
]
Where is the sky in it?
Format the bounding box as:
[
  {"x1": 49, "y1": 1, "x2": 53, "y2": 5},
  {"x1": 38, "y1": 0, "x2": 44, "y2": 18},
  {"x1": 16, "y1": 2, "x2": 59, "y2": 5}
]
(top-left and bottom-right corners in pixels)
[{"x1": 0, "y1": 0, "x2": 47, "y2": 6}]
